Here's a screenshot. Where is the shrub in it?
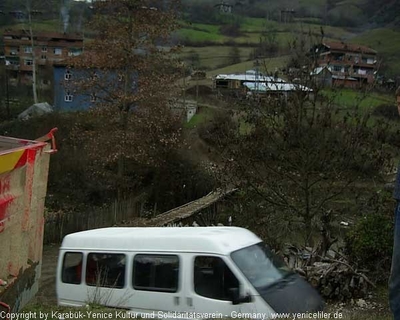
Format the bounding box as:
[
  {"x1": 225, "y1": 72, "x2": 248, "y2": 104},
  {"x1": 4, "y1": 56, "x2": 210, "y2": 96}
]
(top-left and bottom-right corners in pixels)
[
  {"x1": 345, "y1": 191, "x2": 394, "y2": 282},
  {"x1": 372, "y1": 104, "x2": 399, "y2": 121},
  {"x1": 198, "y1": 110, "x2": 237, "y2": 147}
]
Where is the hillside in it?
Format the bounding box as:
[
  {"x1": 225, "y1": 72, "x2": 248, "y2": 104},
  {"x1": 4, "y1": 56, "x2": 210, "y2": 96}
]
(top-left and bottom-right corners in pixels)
[
  {"x1": 182, "y1": 0, "x2": 400, "y2": 28},
  {"x1": 177, "y1": 0, "x2": 400, "y2": 77},
  {"x1": 1, "y1": 0, "x2": 399, "y2": 76}
]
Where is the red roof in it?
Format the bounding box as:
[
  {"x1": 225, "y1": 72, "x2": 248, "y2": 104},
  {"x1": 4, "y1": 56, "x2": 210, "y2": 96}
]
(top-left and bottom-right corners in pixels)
[{"x1": 323, "y1": 41, "x2": 377, "y2": 55}]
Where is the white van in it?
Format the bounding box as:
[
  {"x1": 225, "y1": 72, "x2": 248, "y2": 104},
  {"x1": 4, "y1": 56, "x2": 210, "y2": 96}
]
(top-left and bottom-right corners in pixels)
[{"x1": 56, "y1": 227, "x2": 323, "y2": 318}]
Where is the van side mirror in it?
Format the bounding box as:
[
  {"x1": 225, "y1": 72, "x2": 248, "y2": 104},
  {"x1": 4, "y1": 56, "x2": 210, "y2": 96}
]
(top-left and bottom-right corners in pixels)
[{"x1": 229, "y1": 288, "x2": 252, "y2": 305}]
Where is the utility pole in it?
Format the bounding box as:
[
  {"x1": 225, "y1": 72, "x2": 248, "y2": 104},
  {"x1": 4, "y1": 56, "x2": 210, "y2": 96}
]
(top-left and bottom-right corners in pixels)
[
  {"x1": 27, "y1": 6, "x2": 38, "y2": 104},
  {"x1": 195, "y1": 71, "x2": 199, "y2": 103},
  {"x1": 5, "y1": 66, "x2": 10, "y2": 118},
  {"x1": 254, "y1": 59, "x2": 260, "y2": 101},
  {"x1": 181, "y1": 62, "x2": 186, "y2": 112}
]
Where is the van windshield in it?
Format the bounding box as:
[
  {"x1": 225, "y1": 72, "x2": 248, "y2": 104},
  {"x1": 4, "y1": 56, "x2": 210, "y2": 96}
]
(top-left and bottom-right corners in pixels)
[{"x1": 231, "y1": 242, "x2": 292, "y2": 289}]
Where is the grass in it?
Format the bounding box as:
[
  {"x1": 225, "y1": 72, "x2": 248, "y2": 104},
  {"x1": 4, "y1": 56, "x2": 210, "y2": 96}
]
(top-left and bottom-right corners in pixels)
[
  {"x1": 184, "y1": 106, "x2": 215, "y2": 129},
  {"x1": 207, "y1": 55, "x2": 291, "y2": 77},
  {"x1": 186, "y1": 22, "x2": 221, "y2": 34},
  {"x1": 240, "y1": 17, "x2": 280, "y2": 33},
  {"x1": 0, "y1": 19, "x2": 62, "y2": 33},
  {"x1": 350, "y1": 28, "x2": 400, "y2": 76},
  {"x1": 178, "y1": 28, "x2": 227, "y2": 43},
  {"x1": 177, "y1": 15, "x2": 353, "y2": 47},
  {"x1": 323, "y1": 89, "x2": 394, "y2": 110},
  {"x1": 181, "y1": 46, "x2": 254, "y2": 70}
]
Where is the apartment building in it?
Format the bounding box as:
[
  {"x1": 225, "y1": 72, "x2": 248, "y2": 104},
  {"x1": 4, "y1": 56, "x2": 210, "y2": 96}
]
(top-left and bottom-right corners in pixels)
[
  {"x1": 3, "y1": 30, "x2": 83, "y2": 84},
  {"x1": 314, "y1": 41, "x2": 377, "y2": 87}
]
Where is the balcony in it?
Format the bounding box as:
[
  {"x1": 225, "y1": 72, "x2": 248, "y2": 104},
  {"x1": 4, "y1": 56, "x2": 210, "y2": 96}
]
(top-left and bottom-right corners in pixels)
[{"x1": 5, "y1": 64, "x2": 20, "y2": 71}]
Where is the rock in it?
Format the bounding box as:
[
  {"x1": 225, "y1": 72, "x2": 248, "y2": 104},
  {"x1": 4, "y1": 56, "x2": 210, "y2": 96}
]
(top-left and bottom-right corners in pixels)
[{"x1": 356, "y1": 299, "x2": 367, "y2": 308}]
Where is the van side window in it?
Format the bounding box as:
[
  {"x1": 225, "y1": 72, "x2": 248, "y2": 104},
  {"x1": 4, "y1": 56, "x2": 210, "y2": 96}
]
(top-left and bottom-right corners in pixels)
[
  {"x1": 194, "y1": 256, "x2": 239, "y2": 301},
  {"x1": 62, "y1": 252, "x2": 83, "y2": 284},
  {"x1": 86, "y1": 253, "x2": 126, "y2": 289},
  {"x1": 133, "y1": 255, "x2": 179, "y2": 292}
]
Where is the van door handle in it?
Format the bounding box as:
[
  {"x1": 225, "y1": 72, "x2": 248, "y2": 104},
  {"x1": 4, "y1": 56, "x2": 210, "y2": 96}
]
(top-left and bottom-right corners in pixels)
[
  {"x1": 186, "y1": 297, "x2": 193, "y2": 306},
  {"x1": 174, "y1": 297, "x2": 180, "y2": 305}
]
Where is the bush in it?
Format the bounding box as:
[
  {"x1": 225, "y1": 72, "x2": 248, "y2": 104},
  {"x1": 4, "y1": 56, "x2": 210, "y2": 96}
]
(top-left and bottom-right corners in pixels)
[
  {"x1": 198, "y1": 110, "x2": 237, "y2": 147},
  {"x1": 373, "y1": 104, "x2": 399, "y2": 121},
  {"x1": 345, "y1": 191, "x2": 394, "y2": 282}
]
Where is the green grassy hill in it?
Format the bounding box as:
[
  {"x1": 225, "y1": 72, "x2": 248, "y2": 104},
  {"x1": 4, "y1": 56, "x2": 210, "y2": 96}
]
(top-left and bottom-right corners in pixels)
[
  {"x1": 1, "y1": 1, "x2": 399, "y2": 78},
  {"x1": 350, "y1": 28, "x2": 400, "y2": 77}
]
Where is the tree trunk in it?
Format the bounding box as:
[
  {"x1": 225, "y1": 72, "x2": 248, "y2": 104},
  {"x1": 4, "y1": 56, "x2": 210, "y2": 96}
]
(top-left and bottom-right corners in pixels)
[{"x1": 27, "y1": 2, "x2": 38, "y2": 104}]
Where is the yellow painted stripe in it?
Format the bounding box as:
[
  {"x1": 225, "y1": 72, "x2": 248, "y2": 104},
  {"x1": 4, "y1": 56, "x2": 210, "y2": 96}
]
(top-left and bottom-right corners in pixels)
[{"x1": 0, "y1": 150, "x2": 24, "y2": 175}]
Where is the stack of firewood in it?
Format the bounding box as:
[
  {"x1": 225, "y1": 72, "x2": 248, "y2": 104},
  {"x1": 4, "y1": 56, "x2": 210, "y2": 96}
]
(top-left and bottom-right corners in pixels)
[
  {"x1": 281, "y1": 246, "x2": 373, "y2": 301},
  {"x1": 304, "y1": 260, "x2": 371, "y2": 301}
]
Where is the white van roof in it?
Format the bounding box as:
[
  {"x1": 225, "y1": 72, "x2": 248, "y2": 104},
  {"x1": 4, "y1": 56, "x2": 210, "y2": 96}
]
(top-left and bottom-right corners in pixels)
[{"x1": 60, "y1": 227, "x2": 261, "y2": 255}]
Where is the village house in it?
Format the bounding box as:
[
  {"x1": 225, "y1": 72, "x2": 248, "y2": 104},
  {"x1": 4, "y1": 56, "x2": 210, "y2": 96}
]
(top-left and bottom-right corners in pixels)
[
  {"x1": 313, "y1": 41, "x2": 378, "y2": 87},
  {"x1": 53, "y1": 62, "x2": 97, "y2": 111},
  {"x1": 213, "y1": 70, "x2": 285, "y2": 90},
  {"x1": 214, "y1": 1, "x2": 233, "y2": 14},
  {"x1": 310, "y1": 66, "x2": 333, "y2": 88},
  {"x1": 213, "y1": 70, "x2": 312, "y2": 101},
  {"x1": 3, "y1": 30, "x2": 83, "y2": 85}
]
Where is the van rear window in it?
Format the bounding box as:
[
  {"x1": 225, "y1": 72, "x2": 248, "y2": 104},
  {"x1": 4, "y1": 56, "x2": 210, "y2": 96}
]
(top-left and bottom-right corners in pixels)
[
  {"x1": 62, "y1": 252, "x2": 83, "y2": 284},
  {"x1": 86, "y1": 253, "x2": 126, "y2": 289},
  {"x1": 133, "y1": 255, "x2": 179, "y2": 292}
]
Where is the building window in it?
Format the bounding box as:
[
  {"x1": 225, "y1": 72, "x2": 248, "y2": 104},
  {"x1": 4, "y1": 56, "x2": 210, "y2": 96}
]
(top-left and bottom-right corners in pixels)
[
  {"x1": 86, "y1": 253, "x2": 126, "y2": 288},
  {"x1": 24, "y1": 59, "x2": 33, "y2": 66},
  {"x1": 24, "y1": 46, "x2": 32, "y2": 53},
  {"x1": 9, "y1": 47, "x2": 19, "y2": 55},
  {"x1": 65, "y1": 92, "x2": 73, "y2": 102},
  {"x1": 68, "y1": 49, "x2": 82, "y2": 57},
  {"x1": 54, "y1": 48, "x2": 62, "y2": 55},
  {"x1": 41, "y1": 55, "x2": 47, "y2": 60},
  {"x1": 194, "y1": 256, "x2": 239, "y2": 301},
  {"x1": 333, "y1": 66, "x2": 342, "y2": 72},
  {"x1": 62, "y1": 252, "x2": 83, "y2": 285},
  {"x1": 64, "y1": 70, "x2": 72, "y2": 80},
  {"x1": 42, "y1": 46, "x2": 47, "y2": 52},
  {"x1": 133, "y1": 254, "x2": 179, "y2": 292},
  {"x1": 6, "y1": 60, "x2": 19, "y2": 66}
]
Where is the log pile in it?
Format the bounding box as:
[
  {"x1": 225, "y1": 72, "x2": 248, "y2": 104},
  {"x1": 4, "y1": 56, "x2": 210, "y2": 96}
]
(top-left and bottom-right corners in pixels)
[
  {"x1": 304, "y1": 261, "x2": 371, "y2": 301},
  {"x1": 282, "y1": 246, "x2": 373, "y2": 301}
]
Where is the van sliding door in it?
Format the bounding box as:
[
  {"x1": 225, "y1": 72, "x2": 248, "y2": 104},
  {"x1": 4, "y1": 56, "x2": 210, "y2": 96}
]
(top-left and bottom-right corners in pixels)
[{"x1": 129, "y1": 253, "x2": 185, "y2": 316}]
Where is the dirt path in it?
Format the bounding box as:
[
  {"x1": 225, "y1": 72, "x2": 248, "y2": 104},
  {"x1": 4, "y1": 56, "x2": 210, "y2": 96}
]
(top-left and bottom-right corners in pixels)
[{"x1": 31, "y1": 245, "x2": 60, "y2": 306}]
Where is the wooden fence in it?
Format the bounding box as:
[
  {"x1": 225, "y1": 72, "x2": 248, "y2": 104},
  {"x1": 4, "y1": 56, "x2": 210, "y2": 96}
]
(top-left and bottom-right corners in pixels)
[
  {"x1": 43, "y1": 193, "x2": 147, "y2": 244},
  {"x1": 43, "y1": 188, "x2": 238, "y2": 244}
]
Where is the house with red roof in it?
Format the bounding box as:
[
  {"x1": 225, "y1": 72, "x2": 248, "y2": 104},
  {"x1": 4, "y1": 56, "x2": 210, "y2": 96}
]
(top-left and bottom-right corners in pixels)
[{"x1": 313, "y1": 41, "x2": 378, "y2": 88}]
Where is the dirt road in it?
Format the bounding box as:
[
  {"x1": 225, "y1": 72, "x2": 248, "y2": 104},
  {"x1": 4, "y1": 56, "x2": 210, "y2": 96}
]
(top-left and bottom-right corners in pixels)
[{"x1": 32, "y1": 245, "x2": 60, "y2": 306}]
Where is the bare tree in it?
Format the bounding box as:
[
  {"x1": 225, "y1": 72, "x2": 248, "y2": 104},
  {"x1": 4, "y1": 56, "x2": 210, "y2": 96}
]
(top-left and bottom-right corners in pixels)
[
  {"x1": 12, "y1": 0, "x2": 58, "y2": 103},
  {"x1": 67, "y1": 0, "x2": 183, "y2": 199},
  {"x1": 210, "y1": 48, "x2": 392, "y2": 252}
]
